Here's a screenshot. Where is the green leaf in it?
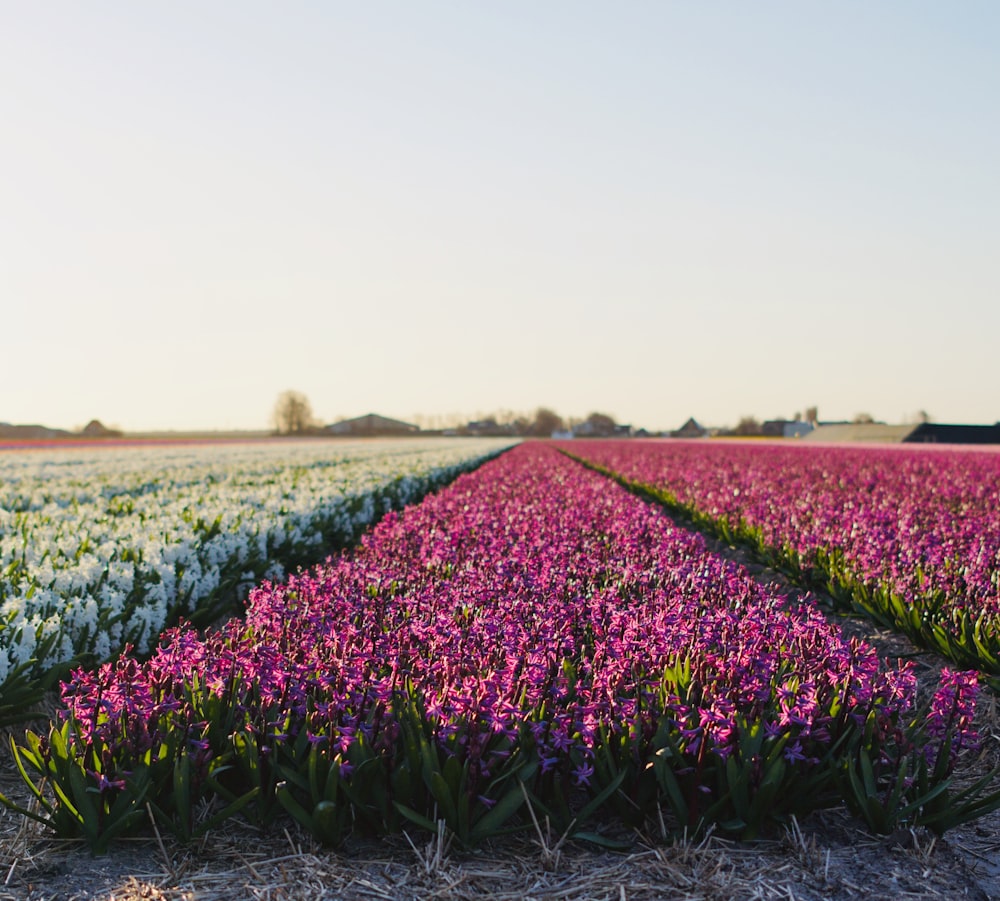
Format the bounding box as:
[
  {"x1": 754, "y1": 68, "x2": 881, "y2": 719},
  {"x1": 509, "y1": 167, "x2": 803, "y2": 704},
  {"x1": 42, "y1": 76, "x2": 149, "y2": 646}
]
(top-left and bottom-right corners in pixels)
[
  {"x1": 276, "y1": 782, "x2": 313, "y2": 830},
  {"x1": 652, "y1": 748, "x2": 689, "y2": 820},
  {"x1": 309, "y1": 799, "x2": 344, "y2": 845},
  {"x1": 195, "y1": 785, "x2": 260, "y2": 839},
  {"x1": 9, "y1": 736, "x2": 52, "y2": 811},
  {"x1": 567, "y1": 831, "x2": 633, "y2": 850},
  {"x1": 323, "y1": 761, "x2": 341, "y2": 803},
  {"x1": 93, "y1": 806, "x2": 149, "y2": 856},
  {"x1": 0, "y1": 790, "x2": 55, "y2": 828},
  {"x1": 574, "y1": 768, "x2": 628, "y2": 826},
  {"x1": 859, "y1": 750, "x2": 878, "y2": 799},
  {"x1": 469, "y1": 785, "x2": 527, "y2": 845},
  {"x1": 66, "y1": 765, "x2": 99, "y2": 846},
  {"x1": 173, "y1": 754, "x2": 192, "y2": 838},
  {"x1": 443, "y1": 754, "x2": 463, "y2": 800},
  {"x1": 426, "y1": 771, "x2": 460, "y2": 832},
  {"x1": 393, "y1": 801, "x2": 438, "y2": 835},
  {"x1": 725, "y1": 756, "x2": 750, "y2": 822}
]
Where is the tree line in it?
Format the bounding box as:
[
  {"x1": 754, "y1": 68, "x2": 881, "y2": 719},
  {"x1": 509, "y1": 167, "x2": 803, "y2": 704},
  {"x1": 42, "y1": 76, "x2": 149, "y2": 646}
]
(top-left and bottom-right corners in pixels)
[{"x1": 271, "y1": 391, "x2": 619, "y2": 438}]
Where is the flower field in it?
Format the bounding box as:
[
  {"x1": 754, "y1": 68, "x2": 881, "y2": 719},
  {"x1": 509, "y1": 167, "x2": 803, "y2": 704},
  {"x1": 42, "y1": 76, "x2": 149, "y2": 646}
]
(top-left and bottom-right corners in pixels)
[
  {"x1": 4, "y1": 443, "x2": 994, "y2": 853},
  {"x1": 561, "y1": 440, "x2": 1000, "y2": 680},
  {"x1": 0, "y1": 438, "x2": 514, "y2": 719}
]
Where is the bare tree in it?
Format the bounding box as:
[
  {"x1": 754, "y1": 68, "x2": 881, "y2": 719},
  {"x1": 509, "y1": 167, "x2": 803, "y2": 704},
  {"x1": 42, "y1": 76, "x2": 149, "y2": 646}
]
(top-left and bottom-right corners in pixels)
[
  {"x1": 511, "y1": 414, "x2": 532, "y2": 435},
  {"x1": 583, "y1": 412, "x2": 617, "y2": 436},
  {"x1": 852, "y1": 412, "x2": 875, "y2": 424},
  {"x1": 733, "y1": 416, "x2": 763, "y2": 436},
  {"x1": 530, "y1": 407, "x2": 565, "y2": 437},
  {"x1": 273, "y1": 390, "x2": 316, "y2": 435},
  {"x1": 804, "y1": 406, "x2": 818, "y2": 426}
]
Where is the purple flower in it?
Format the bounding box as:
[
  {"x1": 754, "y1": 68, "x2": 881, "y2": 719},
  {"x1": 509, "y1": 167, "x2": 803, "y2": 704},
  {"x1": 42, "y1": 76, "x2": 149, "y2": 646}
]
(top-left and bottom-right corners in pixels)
[
  {"x1": 572, "y1": 761, "x2": 595, "y2": 787},
  {"x1": 45, "y1": 442, "x2": 969, "y2": 833}
]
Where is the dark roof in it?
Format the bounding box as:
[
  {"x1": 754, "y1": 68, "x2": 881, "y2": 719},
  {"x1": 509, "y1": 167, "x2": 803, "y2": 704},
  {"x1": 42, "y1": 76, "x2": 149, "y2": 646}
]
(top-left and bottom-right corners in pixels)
[
  {"x1": 326, "y1": 414, "x2": 418, "y2": 435},
  {"x1": 762, "y1": 420, "x2": 791, "y2": 437},
  {"x1": 903, "y1": 423, "x2": 1000, "y2": 445},
  {"x1": 670, "y1": 417, "x2": 706, "y2": 438},
  {"x1": 81, "y1": 420, "x2": 122, "y2": 437}
]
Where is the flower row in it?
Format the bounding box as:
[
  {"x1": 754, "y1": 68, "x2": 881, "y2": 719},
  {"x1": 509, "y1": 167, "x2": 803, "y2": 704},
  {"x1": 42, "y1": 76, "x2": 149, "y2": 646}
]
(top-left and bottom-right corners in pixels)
[
  {"x1": 5, "y1": 443, "x2": 991, "y2": 850},
  {"x1": 0, "y1": 437, "x2": 514, "y2": 714},
  {"x1": 561, "y1": 440, "x2": 1000, "y2": 676}
]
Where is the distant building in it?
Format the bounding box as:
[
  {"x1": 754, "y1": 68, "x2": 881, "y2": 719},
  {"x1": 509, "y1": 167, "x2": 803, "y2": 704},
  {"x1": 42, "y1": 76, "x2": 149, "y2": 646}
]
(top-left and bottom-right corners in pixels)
[
  {"x1": 81, "y1": 419, "x2": 122, "y2": 438},
  {"x1": 904, "y1": 423, "x2": 1000, "y2": 445},
  {"x1": 325, "y1": 414, "x2": 419, "y2": 437},
  {"x1": 803, "y1": 423, "x2": 917, "y2": 443},
  {"x1": 0, "y1": 423, "x2": 70, "y2": 440},
  {"x1": 670, "y1": 418, "x2": 707, "y2": 439},
  {"x1": 465, "y1": 418, "x2": 517, "y2": 437},
  {"x1": 783, "y1": 421, "x2": 814, "y2": 439},
  {"x1": 762, "y1": 419, "x2": 813, "y2": 438},
  {"x1": 573, "y1": 421, "x2": 610, "y2": 438}
]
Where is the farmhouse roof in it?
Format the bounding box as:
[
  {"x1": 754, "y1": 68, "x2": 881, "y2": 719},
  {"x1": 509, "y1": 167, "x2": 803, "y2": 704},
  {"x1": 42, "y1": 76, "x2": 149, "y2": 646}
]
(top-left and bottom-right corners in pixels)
[
  {"x1": 325, "y1": 413, "x2": 419, "y2": 435},
  {"x1": 903, "y1": 423, "x2": 1000, "y2": 445},
  {"x1": 81, "y1": 419, "x2": 122, "y2": 438},
  {"x1": 670, "y1": 417, "x2": 707, "y2": 438}
]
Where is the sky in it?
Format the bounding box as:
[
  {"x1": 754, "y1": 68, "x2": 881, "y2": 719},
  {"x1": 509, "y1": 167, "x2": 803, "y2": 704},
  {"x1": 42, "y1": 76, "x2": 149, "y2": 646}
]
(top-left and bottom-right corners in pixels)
[{"x1": 1, "y1": 2, "x2": 998, "y2": 433}]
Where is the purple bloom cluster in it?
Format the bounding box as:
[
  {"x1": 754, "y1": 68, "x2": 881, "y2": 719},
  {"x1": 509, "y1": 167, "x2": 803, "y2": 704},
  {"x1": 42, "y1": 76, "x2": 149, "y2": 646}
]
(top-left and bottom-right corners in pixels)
[
  {"x1": 564, "y1": 440, "x2": 1000, "y2": 647},
  {"x1": 48, "y1": 444, "x2": 979, "y2": 837},
  {"x1": 927, "y1": 668, "x2": 980, "y2": 764}
]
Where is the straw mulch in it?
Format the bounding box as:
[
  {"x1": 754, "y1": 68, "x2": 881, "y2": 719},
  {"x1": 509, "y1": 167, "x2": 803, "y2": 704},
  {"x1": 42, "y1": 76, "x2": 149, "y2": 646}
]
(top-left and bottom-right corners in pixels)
[{"x1": 1, "y1": 791, "x2": 997, "y2": 901}]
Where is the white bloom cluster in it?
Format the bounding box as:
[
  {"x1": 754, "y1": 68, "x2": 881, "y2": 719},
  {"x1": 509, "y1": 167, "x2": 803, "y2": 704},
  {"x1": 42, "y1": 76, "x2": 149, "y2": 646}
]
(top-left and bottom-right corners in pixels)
[{"x1": 0, "y1": 437, "x2": 515, "y2": 688}]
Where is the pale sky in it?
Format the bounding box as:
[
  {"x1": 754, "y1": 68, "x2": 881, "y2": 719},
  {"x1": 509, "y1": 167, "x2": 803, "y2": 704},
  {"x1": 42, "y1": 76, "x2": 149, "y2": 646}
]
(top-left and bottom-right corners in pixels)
[{"x1": 2, "y1": 3, "x2": 998, "y2": 433}]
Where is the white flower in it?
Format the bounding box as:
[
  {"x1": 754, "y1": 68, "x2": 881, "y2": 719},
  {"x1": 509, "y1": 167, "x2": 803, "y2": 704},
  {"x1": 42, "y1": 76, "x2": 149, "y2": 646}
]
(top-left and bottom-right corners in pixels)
[{"x1": 0, "y1": 437, "x2": 517, "y2": 682}]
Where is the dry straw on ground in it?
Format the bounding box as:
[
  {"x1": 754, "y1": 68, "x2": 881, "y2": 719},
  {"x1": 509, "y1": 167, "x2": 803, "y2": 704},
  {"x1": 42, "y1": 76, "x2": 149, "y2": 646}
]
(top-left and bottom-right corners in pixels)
[{"x1": 1, "y1": 796, "x2": 998, "y2": 901}]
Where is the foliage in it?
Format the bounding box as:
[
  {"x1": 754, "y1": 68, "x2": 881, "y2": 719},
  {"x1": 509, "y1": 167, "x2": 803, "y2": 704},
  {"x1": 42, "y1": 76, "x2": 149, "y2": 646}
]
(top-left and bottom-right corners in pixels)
[
  {"x1": 272, "y1": 390, "x2": 317, "y2": 435},
  {"x1": 0, "y1": 438, "x2": 515, "y2": 721},
  {"x1": 563, "y1": 440, "x2": 1000, "y2": 682},
  {"x1": 2, "y1": 445, "x2": 993, "y2": 851}
]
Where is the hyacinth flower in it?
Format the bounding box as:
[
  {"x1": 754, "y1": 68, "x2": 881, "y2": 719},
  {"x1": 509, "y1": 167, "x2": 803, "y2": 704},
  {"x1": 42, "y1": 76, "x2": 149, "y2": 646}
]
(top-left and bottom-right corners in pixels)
[
  {"x1": 562, "y1": 439, "x2": 1000, "y2": 681},
  {"x1": 3, "y1": 444, "x2": 995, "y2": 851},
  {"x1": 0, "y1": 437, "x2": 515, "y2": 725}
]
